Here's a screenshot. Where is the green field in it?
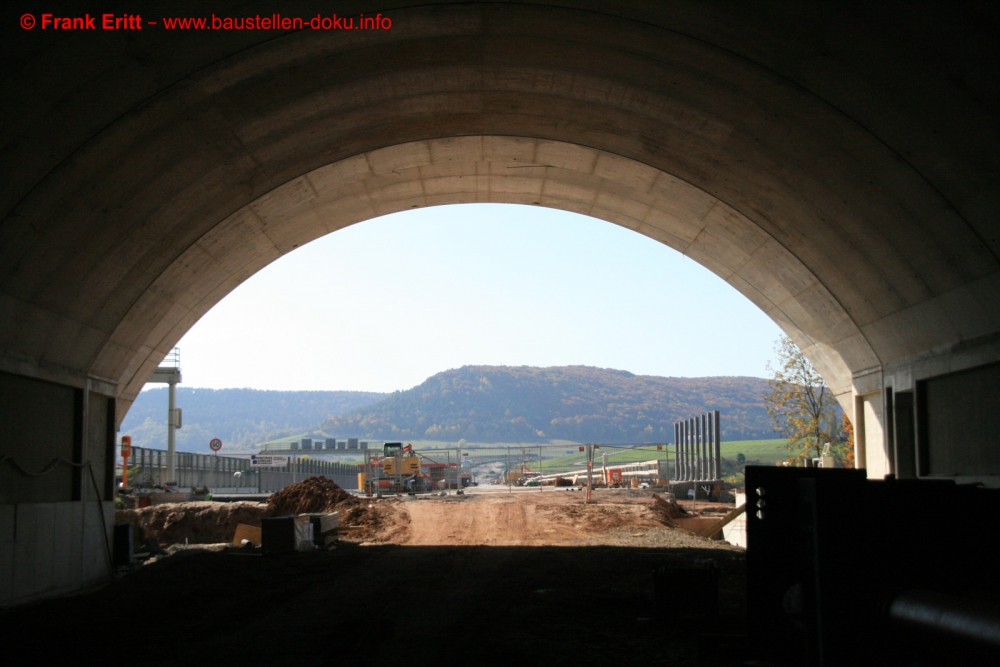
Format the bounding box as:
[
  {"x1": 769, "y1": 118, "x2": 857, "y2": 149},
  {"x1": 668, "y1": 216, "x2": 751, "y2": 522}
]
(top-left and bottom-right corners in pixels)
[
  {"x1": 255, "y1": 435, "x2": 790, "y2": 469},
  {"x1": 719, "y1": 439, "x2": 788, "y2": 464}
]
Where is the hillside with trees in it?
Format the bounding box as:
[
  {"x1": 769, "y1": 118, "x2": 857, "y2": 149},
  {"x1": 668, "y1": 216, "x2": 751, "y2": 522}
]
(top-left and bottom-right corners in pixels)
[
  {"x1": 319, "y1": 365, "x2": 782, "y2": 443},
  {"x1": 121, "y1": 388, "x2": 387, "y2": 452}
]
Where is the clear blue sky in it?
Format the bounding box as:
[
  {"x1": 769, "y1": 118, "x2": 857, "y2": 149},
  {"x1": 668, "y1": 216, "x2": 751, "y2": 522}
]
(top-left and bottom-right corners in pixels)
[{"x1": 171, "y1": 204, "x2": 784, "y2": 392}]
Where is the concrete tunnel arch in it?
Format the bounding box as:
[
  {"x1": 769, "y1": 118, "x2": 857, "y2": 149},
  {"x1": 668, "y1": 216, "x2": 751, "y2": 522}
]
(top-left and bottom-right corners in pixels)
[
  {"x1": 114, "y1": 136, "x2": 866, "y2": 416},
  {"x1": 2, "y1": 1, "x2": 999, "y2": 605}
]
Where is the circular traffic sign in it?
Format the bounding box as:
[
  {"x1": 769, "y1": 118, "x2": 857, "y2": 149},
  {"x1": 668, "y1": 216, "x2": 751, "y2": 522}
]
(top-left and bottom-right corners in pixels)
[{"x1": 209, "y1": 438, "x2": 222, "y2": 451}]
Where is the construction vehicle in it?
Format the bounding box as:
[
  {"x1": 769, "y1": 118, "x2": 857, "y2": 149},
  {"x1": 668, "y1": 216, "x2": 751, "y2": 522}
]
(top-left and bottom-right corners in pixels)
[
  {"x1": 362, "y1": 442, "x2": 430, "y2": 495},
  {"x1": 382, "y1": 442, "x2": 420, "y2": 476}
]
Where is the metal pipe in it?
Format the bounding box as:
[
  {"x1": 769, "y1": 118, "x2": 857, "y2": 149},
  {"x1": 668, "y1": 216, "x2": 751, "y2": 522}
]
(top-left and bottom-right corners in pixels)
[
  {"x1": 692, "y1": 415, "x2": 698, "y2": 482},
  {"x1": 695, "y1": 416, "x2": 702, "y2": 482},
  {"x1": 699, "y1": 414, "x2": 705, "y2": 481},
  {"x1": 681, "y1": 419, "x2": 691, "y2": 482},
  {"x1": 674, "y1": 423, "x2": 679, "y2": 480},
  {"x1": 703, "y1": 412, "x2": 710, "y2": 480},
  {"x1": 681, "y1": 421, "x2": 686, "y2": 481},
  {"x1": 701, "y1": 413, "x2": 712, "y2": 480},
  {"x1": 166, "y1": 380, "x2": 176, "y2": 484},
  {"x1": 888, "y1": 589, "x2": 1000, "y2": 648},
  {"x1": 689, "y1": 418, "x2": 694, "y2": 481},
  {"x1": 714, "y1": 410, "x2": 721, "y2": 480},
  {"x1": 683, "y1": 420, "x2": 690, "y2": 481}
]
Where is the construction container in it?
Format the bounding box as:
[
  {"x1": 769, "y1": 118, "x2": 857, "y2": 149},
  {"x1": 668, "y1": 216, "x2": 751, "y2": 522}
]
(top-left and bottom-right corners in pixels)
[{"x1": 261, "y1": 516, "x2": 313, "y2": 554}]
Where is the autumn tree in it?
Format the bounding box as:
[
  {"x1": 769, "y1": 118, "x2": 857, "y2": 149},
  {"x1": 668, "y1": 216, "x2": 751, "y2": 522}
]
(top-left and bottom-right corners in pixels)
[
  {"x1": 840, "y1": 413, "x2": 855, "y2": 468},
  {"x1": 765, "y1": 336, "x2": 841, "y2": 462}
]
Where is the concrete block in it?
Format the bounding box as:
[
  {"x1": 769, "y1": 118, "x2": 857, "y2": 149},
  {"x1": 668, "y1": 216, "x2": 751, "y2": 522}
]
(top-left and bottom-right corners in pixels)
[
  {"x1": 13, "y1": 503, "x2": 55, "y2": 601},
  {"x1": 722, "y1": 492, "x2": 747, "y2": 549},
  {"x1": 52, "y1": 502, "x2": 82, "y2": 591},
  {"x1": 81, "y1": 502, "x2": 113, "y2": 587}
]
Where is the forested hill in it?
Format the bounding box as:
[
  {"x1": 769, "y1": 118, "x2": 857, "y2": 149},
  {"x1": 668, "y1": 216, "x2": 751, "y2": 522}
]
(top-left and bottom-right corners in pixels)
[
  {"x1": 121, "y1": 388, "x2": 387, "y2": 451},
  {"x1": 319, "y1": 366, "x2": 781, "y2": 443}
]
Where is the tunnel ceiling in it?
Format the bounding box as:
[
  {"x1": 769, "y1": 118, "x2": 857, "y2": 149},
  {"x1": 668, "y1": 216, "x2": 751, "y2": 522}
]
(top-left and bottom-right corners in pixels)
[{"x1": 1, "y1": 1, "x2": 998, "y2": 421}]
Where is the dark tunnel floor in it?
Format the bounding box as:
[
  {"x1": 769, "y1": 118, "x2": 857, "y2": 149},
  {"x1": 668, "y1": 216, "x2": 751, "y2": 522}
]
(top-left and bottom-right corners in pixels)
[{"x1": 1, "y1": 545, "x2": 747, "y2": 665}]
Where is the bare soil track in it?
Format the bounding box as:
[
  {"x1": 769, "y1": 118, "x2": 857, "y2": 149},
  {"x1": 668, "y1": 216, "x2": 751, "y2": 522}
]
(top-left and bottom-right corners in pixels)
[{"x1": 1, "y1": 489, "x2": 747, "y2": 666}]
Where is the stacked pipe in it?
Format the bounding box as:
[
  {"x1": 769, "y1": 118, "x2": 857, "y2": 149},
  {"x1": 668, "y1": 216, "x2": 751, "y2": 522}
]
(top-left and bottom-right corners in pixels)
[{"x1": 673, "y1": 411, "x2": 721, "y2": 481}]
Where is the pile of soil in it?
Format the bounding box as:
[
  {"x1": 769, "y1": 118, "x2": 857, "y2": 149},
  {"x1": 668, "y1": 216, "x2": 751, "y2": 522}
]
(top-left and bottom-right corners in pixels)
[
  {"x1": 266, "y1": 476, "x2": 358, "y2": 515},
  {"x1": 116, "y1": 501, "x2": 268, "y2": 547},
  {"x1": 553, "y1": 503, "x2": 645, "y2": 532},
  {"x1": 117, "y1": 478, "x2": 360, "y2": 548},
  {"x1": 341, "y1": 500, "x2": 410, "y2": 542},
  {"x1": 648, "y1": 493, "x2": 690, "y2": 527}
]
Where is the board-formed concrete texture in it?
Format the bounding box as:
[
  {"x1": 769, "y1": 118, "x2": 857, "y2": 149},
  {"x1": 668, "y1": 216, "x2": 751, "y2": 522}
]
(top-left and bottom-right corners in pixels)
[{"x1": 2, "y1": 2, "x2": 999, "y2": 603}]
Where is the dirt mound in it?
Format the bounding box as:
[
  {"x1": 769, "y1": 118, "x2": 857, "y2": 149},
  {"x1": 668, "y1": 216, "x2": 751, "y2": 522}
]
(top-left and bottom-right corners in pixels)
[
  {"x1": 116, "y1": 501, "x2": 268, "y2": 547},
  {"x1": 267, "y1": 476, "x2": 358, "y2": 516},
  {"x1": 341, "y1": 500, "x2": 410, "y2": 542},
  {"x1": 648, "y1": 493, "x2": 690, "y2": 527}
]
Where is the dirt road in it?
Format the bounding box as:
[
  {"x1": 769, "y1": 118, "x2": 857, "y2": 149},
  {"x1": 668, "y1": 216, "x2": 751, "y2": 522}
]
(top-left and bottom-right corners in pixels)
[
  {"x1": 392, "y1": 489, "x2": 738, "y2": 550},
  {"x1": 2, "y1": 487, "x2": 748, "y2": 666}
]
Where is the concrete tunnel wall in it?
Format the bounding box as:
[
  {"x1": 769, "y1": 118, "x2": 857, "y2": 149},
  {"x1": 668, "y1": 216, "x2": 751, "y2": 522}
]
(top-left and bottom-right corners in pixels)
[{"x1": 2, "y1": 1, "x2": 999, "y2": 604}]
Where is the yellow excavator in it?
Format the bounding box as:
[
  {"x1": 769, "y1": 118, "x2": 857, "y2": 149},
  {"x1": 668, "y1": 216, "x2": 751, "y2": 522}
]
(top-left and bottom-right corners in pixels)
[{"x1": 382, "y1": 442, "x2": 420, "y2": 476}]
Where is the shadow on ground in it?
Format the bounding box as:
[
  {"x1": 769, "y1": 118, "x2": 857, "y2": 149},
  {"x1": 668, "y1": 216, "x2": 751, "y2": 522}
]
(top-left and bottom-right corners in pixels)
[{"x1": 1, "y1": 545, "x2": 746, "y2": 665}]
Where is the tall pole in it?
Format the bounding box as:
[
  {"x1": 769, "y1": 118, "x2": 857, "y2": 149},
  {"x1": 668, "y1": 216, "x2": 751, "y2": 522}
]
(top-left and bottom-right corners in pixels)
[
  {"x1": 694, "y1": 416, "x2": 700, "y2": 482},
  {"x1": 167, "y1": 379, "x2": 177, "y2": 484},
  {"x1": 701, "y1": 412, "x2": 708, "y2": 482},
  {"x1": 683, "y1": 420, "x2": 689, "y2": 481},
  {"x1": 683, "y1": 420, "x2": 688, "y2": 481},
  {"x1": 681, "y1": 421, "x2": 687, "y2": 481},
  {"x1": 586, "y1": 444, "x2": 593, "y2": 504},
  {"x1": 674, "y1": 423, "x2": 679, "y2": 480},
  {"x1": 714, "y1": 410, "x2": 721, "y2": 481}
]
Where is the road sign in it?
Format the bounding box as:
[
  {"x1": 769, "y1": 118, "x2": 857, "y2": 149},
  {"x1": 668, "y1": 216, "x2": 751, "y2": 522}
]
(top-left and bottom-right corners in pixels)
[
  {"x1": 120, "y1": 435, "x2": 132, "y2": 457},
  {"x1": 209, "y1": 438, "x2": 222, "y2": 451},
  {"x1": 251, "y1": 455, "x2": 288, "y2": 467}
]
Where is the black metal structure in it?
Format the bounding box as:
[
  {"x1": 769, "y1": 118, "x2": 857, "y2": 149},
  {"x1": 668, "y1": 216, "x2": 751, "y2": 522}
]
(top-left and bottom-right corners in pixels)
[{"x1": 745, "y1": 466, "x2": 1000, "y2": 665}]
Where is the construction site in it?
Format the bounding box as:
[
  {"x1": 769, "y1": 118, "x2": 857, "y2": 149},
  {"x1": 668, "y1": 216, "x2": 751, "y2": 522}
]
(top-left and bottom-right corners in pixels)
[
  {"x1": 6, "y1": 2, "x2": 1000, "y2": 663},
  {"x1": 0, "y1": 473, "x2": 749, "y2": 666}
]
